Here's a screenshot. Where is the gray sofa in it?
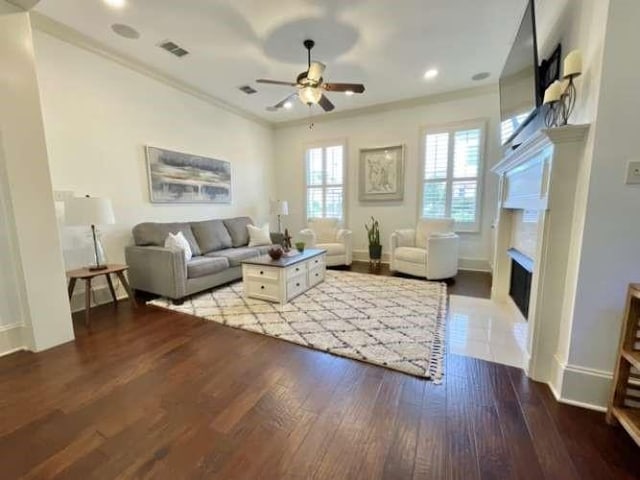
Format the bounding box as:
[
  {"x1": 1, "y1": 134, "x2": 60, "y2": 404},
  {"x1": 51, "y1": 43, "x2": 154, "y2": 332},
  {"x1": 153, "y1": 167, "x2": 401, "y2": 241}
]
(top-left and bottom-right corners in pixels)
[{"x1": 125, "y1": 217, "x2": 279, "y2": 303}]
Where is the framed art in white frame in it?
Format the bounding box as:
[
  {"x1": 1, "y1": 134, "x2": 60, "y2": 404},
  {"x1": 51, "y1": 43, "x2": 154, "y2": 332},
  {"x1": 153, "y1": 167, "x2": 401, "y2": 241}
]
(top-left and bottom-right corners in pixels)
[{"x1": 359, "y1": 144, "x2": 405, "y2": 202}]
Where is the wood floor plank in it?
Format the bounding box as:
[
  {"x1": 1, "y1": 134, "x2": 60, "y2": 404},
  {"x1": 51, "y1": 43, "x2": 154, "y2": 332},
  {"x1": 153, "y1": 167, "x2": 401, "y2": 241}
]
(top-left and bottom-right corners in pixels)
[{"x1": 0, "y1": 266, "x2": 637, "y2": 480}]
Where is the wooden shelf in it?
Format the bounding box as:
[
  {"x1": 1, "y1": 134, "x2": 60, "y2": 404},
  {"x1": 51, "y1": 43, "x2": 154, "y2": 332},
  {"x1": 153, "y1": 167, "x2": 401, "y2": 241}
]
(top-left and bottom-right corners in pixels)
[
  {"x1": 607, "y1": 283, "x2": 640, "y2": 446},
  {"x1": 621, "y1": 349, "x2": 640, "y2": 371},
  {"x1": 611, "y1": 407, "x2": 640, "y2": 445}
]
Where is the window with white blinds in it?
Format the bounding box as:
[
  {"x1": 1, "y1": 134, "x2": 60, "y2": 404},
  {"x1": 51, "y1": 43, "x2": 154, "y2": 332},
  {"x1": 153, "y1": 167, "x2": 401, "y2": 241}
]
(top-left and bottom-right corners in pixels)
[
  {"x1": 422, "y1": 123, "x2": 484, "y2": 231},
  {"x1": 305, "y1": 143, "x2": 345, "y2": 221}
]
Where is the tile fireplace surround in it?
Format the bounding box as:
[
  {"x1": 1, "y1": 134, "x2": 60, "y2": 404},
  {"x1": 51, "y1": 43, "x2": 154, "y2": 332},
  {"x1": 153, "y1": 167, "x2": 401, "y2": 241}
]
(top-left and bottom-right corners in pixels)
[{"x1": 491, "y1": 125, "x2": 591, "y2": 403}]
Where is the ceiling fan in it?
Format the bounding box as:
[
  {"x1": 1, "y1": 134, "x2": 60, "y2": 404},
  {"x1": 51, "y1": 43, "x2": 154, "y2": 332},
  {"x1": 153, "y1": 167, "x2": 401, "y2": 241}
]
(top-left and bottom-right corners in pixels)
[{"x1": 257, "y1": 39, "x2": 365, "y2": 112}]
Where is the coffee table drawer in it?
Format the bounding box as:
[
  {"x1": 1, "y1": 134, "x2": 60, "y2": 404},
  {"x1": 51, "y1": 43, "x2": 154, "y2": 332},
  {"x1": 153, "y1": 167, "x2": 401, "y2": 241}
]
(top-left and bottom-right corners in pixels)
[
  {"x1": 244, "y1": 265, "x2": 279, "y2": 281},
  {"x1": 286, "y1": 263, "x2": 307, "y2": 280},
  {"x1": 308, "y1": 255, "x2": 325, "y2": 269},
  {"x1": 309, "y1": 265, "x2": 325, "y2": 286},
  {"x1": 246, "y1": 280, "x2": 280, "y2": 302},
  {"x1": 287, "y1": 276, "x2": 308, "y2": 301}
]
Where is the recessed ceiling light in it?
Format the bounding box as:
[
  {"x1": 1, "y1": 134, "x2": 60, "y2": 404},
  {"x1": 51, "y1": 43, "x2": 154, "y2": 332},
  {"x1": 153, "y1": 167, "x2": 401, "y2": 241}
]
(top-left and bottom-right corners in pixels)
[
  {"x1": 104, "y1": 0, "x2": 126, "y2": 8},
  {"x1": 111, "y1": 24, "x2": 140, "y2": 39},
  {"x1": 423, "y1": 68, "x2": 439, "y2": 80},
  {"x1": 345, "y1": 90, "x2": 354, "y2": 96},
  {"x1": 472, "y1": 72, "x2": 491, "y2": 81},
  {"x1": 283, "y1": 101, "x2": 293, "y2": 110}
]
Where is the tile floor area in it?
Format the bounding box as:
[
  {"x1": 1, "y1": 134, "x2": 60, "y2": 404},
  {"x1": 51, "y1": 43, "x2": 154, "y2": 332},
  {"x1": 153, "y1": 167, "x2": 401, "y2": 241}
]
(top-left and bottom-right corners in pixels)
[{"x1": 448, "y1": 294, "x2": 528, "y2": 368}]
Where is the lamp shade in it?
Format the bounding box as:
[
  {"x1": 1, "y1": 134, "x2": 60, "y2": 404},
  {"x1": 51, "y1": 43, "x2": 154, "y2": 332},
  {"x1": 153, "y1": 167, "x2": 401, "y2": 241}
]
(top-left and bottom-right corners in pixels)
[
  {"x1": 65, "y1": 196, "x2": 115, "y2": 226},
  {"x1": 270, "y1": 200, "x2": 289, "y2": 216},
  {"x1": 563, "y1": 49, "x2": 582, "y2": 78},
  {"x1": 543, "y1": 80, "x2": 562, "y2": 104}
]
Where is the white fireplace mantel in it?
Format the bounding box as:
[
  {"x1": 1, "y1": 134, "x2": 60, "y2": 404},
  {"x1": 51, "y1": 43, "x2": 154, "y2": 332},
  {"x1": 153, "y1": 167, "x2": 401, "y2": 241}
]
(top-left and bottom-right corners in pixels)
[{"x1": 491, "y1": 124, "x2": 590, "y2": 384}]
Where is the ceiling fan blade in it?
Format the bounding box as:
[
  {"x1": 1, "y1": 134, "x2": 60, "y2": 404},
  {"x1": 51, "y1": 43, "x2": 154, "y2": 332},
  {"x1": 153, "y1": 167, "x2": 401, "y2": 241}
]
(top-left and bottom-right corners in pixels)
[
  {"x1": 318, "y1": 94, "x2": 335, "y2": 112},
  {"x1": 266, "y1": 93, "x2": 297, "y2": 111},
  {"x1": 256, "y1": 79, "x2": 297, "y2": 87},
  {"x1": 322, "y1": 82, "x2": 365, "y2": 93},
  {"x1": 307, "y1": 61, "x2": 326, "y2": 83}
]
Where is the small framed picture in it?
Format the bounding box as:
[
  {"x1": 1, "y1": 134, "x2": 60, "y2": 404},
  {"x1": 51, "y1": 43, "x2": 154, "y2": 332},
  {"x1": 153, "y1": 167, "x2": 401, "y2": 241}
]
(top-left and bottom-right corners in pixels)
[{"x1": 359, "y1": 144, "x2": 405, "y2": 201}]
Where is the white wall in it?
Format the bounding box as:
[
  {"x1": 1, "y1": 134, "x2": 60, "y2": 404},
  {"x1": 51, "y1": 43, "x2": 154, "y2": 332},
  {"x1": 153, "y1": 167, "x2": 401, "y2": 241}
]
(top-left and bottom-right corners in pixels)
[
  {"x1": 563, "y1": 0, "x2": 640, "y2": 400},
  {"x1": 0, "y1": 7, "x2": 74, "y2": 353},
  {"x1": 274, "y1": 88, "x2": 501, "y2": 271},
  {"x1": 32, "y1": 30, "x2": 276, "y2": 307}
]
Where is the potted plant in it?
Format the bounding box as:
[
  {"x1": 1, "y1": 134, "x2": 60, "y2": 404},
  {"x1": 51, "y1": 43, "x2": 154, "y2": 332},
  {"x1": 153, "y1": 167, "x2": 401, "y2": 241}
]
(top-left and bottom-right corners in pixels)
[{"x1": 365, "y1": 216, "x2": 382, "y2": 260}]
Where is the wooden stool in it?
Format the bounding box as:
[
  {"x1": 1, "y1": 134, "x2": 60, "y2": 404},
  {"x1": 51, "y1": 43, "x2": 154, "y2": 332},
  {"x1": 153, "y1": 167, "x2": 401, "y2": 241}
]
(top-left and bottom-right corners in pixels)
[{"x1": 67, "y1": 264, "x2": 137, "y2": 327}]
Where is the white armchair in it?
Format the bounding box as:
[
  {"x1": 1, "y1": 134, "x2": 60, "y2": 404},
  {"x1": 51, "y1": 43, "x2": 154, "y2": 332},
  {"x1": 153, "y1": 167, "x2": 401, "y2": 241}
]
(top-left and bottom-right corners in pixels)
[
  {"x1": 390, "y1": 218, "x2": 459, "y2": 280},
  {"x1": 299, "y1": 218, "x2": 352, "y2": 267}
]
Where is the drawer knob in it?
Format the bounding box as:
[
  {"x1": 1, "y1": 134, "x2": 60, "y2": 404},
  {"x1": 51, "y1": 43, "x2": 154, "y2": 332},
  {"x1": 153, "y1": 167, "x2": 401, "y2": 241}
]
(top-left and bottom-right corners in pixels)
[
  {"x1": 315, "y1": 273, "x2": 319, "y2": 277},
  {"x1": 260, "y1": 285, "x2": 265, "y2": 290},
  {"x1": 296, "y1": 282, "x2": 300, "y2": 287},
  {"x1": 260, "y1": 270, "x2": 264, "y2": 275},
  {"x1": 296, "y1": 267, "x2": 299, "y2": 271}
]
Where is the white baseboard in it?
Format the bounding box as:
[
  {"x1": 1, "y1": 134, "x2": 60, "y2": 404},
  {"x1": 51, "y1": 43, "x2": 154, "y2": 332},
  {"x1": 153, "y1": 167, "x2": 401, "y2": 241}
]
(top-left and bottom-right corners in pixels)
[
  {"x1": 549, "y1": 354, "x2": 611, "y2": 411},
  {"x1": 0, "y1": 323, "x2": 27, "y2": 357},
  {"x1": 352, "y1": 250, "x2": 491, "y2": 272},
  {"x1": 69, "y1": 285, "x2": 128, "y2": 313}
]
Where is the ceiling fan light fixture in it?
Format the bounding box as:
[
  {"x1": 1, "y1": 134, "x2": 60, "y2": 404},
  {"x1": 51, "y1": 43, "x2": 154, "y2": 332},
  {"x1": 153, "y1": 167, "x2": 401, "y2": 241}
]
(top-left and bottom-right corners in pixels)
[
  {"x1": 345, "y1": 90, "x2": 354, "y2": 96},
  {"x1": 298, "y1": 86, "x2": 322, "y2": 105},
  {"x1": 283, "y1": 101, "x2": 293, "y2": 110}
]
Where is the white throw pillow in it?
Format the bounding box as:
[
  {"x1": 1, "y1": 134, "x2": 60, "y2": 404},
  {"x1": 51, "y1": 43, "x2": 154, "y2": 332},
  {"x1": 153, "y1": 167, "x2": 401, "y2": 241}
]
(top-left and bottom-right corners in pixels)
[
  {"x1": 164, "y1": 231, "x2": 193, "y2": 261},
  {"x1": 247, "y1": 223, "x2": 271, "y2": 247}
]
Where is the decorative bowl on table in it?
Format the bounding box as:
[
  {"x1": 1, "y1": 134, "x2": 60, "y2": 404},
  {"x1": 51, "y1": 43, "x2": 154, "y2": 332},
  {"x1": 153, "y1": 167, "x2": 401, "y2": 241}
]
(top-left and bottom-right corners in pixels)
[
  {"x1": 268, "y1": 246, "x2": 283, "y2": 260},
  {"x1": 295, "y1": 241, "x2": 305, "y2": 253}
]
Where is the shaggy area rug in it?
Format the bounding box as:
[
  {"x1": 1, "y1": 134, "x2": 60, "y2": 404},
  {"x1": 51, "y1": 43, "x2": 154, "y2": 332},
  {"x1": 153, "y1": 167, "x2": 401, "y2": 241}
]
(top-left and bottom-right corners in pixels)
[{"x1": 149, "y1": 270, "x2": 447, "y2": 381}]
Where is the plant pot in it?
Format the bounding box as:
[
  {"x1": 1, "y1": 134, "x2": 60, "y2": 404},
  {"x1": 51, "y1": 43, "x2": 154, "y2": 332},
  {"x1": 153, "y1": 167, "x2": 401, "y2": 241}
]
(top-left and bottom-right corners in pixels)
[{"x1": 369, "y1": 244, "x2": 382, "y2": 260}]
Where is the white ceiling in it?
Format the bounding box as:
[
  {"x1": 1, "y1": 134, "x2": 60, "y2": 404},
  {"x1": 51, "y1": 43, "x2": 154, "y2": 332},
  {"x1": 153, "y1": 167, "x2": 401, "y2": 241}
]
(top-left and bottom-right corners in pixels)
[{"x1": 34, "y1": 0, "x2": 528, "y2": 122}]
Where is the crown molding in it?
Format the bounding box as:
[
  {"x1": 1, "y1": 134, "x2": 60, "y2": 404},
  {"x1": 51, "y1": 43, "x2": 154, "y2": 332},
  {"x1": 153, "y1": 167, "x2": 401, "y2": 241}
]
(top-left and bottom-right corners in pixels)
[
  {"x1": 7, "y1": 0, "x2": 40, "y2": 10},
  {"x1": 274, "y1": 84, "x2": 498, "y2": 129},
  {"x1": 29, "y1": 12, "x2": 272, "y2": 128}
]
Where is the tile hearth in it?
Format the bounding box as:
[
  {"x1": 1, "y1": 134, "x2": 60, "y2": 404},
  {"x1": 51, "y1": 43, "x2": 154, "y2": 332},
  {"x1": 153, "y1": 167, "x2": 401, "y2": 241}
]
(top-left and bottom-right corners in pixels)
[{"x1": 448, "y1": 295, "x2": 527, "y2": 368}]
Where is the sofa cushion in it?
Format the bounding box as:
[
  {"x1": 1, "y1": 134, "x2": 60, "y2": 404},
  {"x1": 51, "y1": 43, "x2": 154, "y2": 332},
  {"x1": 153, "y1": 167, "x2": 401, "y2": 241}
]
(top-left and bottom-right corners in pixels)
[
  {"x1": 394, "y1": 247, "x2": 427, "y2": 264},
  {"x1": 133, "y1": 222, "x2": 201, "y2": 256},
  {"x1": 207, "y1": 247, "x2": 262, "y2": 267},
  {"x1": 317, "y1": 242, "x2": 346, "y2": 256},
  {"x1": 186, "y1": 256, "x2": 229, "y2": 279},
  {"x1": 415, "y1": 218, "x2": 454, "y2": 249},
  {"x1": 223, "y1": 217, "x2": 253, "y2": 247},
  {"x1": 191, "y1": 219, "x2": 232, "y2": 254}
]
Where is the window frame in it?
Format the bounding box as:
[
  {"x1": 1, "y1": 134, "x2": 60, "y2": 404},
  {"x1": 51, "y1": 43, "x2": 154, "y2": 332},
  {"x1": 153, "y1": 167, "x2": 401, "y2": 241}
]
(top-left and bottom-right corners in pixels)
[
  {"x1": 419, "y1": 120, "x2": 487, "y2": 233},
  {"x1": 303, "y1": 139, "x2": 347, "y2": 224}
]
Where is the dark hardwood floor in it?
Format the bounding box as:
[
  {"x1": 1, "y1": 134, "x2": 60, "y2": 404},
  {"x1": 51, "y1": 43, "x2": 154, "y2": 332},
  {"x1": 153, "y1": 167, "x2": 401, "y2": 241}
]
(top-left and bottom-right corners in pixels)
[{"x1": 0, "y1": 267, "x2": 637, "y2": 479}]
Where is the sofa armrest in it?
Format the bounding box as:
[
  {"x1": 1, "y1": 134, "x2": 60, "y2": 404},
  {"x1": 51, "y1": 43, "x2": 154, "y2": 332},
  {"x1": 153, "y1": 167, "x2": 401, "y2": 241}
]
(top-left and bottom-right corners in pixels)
[
  {"x1": 125, "y1": 245, "x2": 187, "y2": 299},
  {"x1": 426, "y1": 234, "x2": 459, "y2": 279},
  {"x1": 299, "y1": 228, "x2": 316, "y2": 248},
  {"x1": 392, "y1": 229, "x2": 416, "y2": 248}
]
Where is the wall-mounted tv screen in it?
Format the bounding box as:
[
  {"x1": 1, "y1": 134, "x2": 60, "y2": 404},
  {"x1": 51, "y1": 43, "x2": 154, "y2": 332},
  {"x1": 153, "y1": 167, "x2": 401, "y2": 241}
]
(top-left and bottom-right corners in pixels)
[{"x1": 499, "y1": 0, "x2": 540, "y2": 145}]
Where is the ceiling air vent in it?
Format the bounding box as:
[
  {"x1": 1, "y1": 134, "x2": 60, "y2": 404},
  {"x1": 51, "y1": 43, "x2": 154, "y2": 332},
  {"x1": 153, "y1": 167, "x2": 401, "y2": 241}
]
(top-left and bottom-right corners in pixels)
[
  {"x1": 238, "y1": 85, "x2": 257, "y2": 95},
  {"x1": 158, "y1": 40, "x2": 189, "y2": 58}
]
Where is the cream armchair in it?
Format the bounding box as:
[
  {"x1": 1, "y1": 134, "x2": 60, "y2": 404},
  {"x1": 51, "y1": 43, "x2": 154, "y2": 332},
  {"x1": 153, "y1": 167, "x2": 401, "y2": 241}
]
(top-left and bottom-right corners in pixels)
[
  {"x1": 299, "y1": 218, "x2": 352, "y2": 266},
  {"x1": 390, "y1": 218, "x2": 459, "y2": 280}
]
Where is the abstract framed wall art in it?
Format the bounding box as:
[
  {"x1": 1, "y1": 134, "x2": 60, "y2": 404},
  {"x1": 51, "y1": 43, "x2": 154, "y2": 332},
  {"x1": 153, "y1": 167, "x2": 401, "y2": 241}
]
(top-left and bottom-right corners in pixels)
[
  {"x1": 359, "y1": 144, "x2": 405, "y2": 202},
  {"x1": 145, "y1": 146, "x2": 232, "y2": 203}
]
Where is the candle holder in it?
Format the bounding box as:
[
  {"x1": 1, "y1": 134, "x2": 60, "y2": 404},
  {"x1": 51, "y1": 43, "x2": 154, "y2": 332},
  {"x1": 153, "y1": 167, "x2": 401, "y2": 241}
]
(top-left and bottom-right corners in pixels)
[{"x1": 558, "y1": 76, "x2": 577, "y2": 126}]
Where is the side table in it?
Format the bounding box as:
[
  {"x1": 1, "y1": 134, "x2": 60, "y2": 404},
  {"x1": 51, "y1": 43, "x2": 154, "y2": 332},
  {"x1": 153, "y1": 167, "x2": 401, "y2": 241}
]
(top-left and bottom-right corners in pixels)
[{"x1": 67, "y1": 264, "x2": 137, "y2": 326}]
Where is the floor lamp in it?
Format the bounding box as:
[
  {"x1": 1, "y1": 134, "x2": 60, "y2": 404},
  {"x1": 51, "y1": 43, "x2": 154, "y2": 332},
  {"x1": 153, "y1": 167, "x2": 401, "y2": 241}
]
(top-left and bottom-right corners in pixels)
[{"x1": 65, "y1": 195, "x2": 115, "y2": 270}]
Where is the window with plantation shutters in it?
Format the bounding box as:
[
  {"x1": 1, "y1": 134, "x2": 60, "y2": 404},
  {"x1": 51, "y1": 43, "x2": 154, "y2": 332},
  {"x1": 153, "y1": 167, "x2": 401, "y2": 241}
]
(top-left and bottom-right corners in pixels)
[
  {"x1": 305, "y1": 143, "x2": 345, "y2": 221},
  {"x1": 422, "y1": 123, "x2": 484, "y2": 231}
]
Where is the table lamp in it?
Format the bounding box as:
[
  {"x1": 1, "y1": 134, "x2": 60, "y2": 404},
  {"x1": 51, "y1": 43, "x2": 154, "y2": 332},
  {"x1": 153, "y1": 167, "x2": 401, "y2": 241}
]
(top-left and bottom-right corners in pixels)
[
  {"x1": 270, "y1": 200, "x2": 288, "y2": 233},
  {"x1": 65, "y1": 195, "x2": 115, "y2": 270}
]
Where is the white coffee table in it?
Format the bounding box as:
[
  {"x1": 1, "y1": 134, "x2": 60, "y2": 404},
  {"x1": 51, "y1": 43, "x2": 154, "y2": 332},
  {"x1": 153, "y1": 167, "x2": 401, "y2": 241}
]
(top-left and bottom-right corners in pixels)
[{"x1": 241, "y1": 248, "x2": 326, "y2": 304}]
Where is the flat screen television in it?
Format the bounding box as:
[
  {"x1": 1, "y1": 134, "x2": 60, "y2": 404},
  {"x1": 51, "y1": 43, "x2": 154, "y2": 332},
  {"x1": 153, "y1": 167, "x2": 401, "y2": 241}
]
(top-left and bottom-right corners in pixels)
[{"x1": 499, "y1": 0, "x2": 541, "y2": 146}]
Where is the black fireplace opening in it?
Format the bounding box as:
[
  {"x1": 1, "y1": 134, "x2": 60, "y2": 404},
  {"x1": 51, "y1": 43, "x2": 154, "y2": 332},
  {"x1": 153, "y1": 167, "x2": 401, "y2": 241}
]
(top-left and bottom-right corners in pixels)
[{"x1": 508, "y1": 249, "x2": 533, "y2": 319}]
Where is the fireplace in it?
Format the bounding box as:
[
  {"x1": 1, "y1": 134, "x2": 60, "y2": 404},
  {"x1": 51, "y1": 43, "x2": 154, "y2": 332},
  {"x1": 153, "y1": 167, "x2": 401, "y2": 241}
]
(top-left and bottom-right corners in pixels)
[{"x1": 508, "y1": 249, "x2": 533, "y2": 318}]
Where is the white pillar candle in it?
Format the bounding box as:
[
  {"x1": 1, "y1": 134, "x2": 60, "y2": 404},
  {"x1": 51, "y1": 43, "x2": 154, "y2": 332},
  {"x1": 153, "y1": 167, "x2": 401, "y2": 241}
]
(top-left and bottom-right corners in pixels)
[
  {"x1": 563, "y1": 49, "x2": 583, "y2": 78},
  {"x1": 543, "y1": 80, "x2": 562, "y2": 104}
]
